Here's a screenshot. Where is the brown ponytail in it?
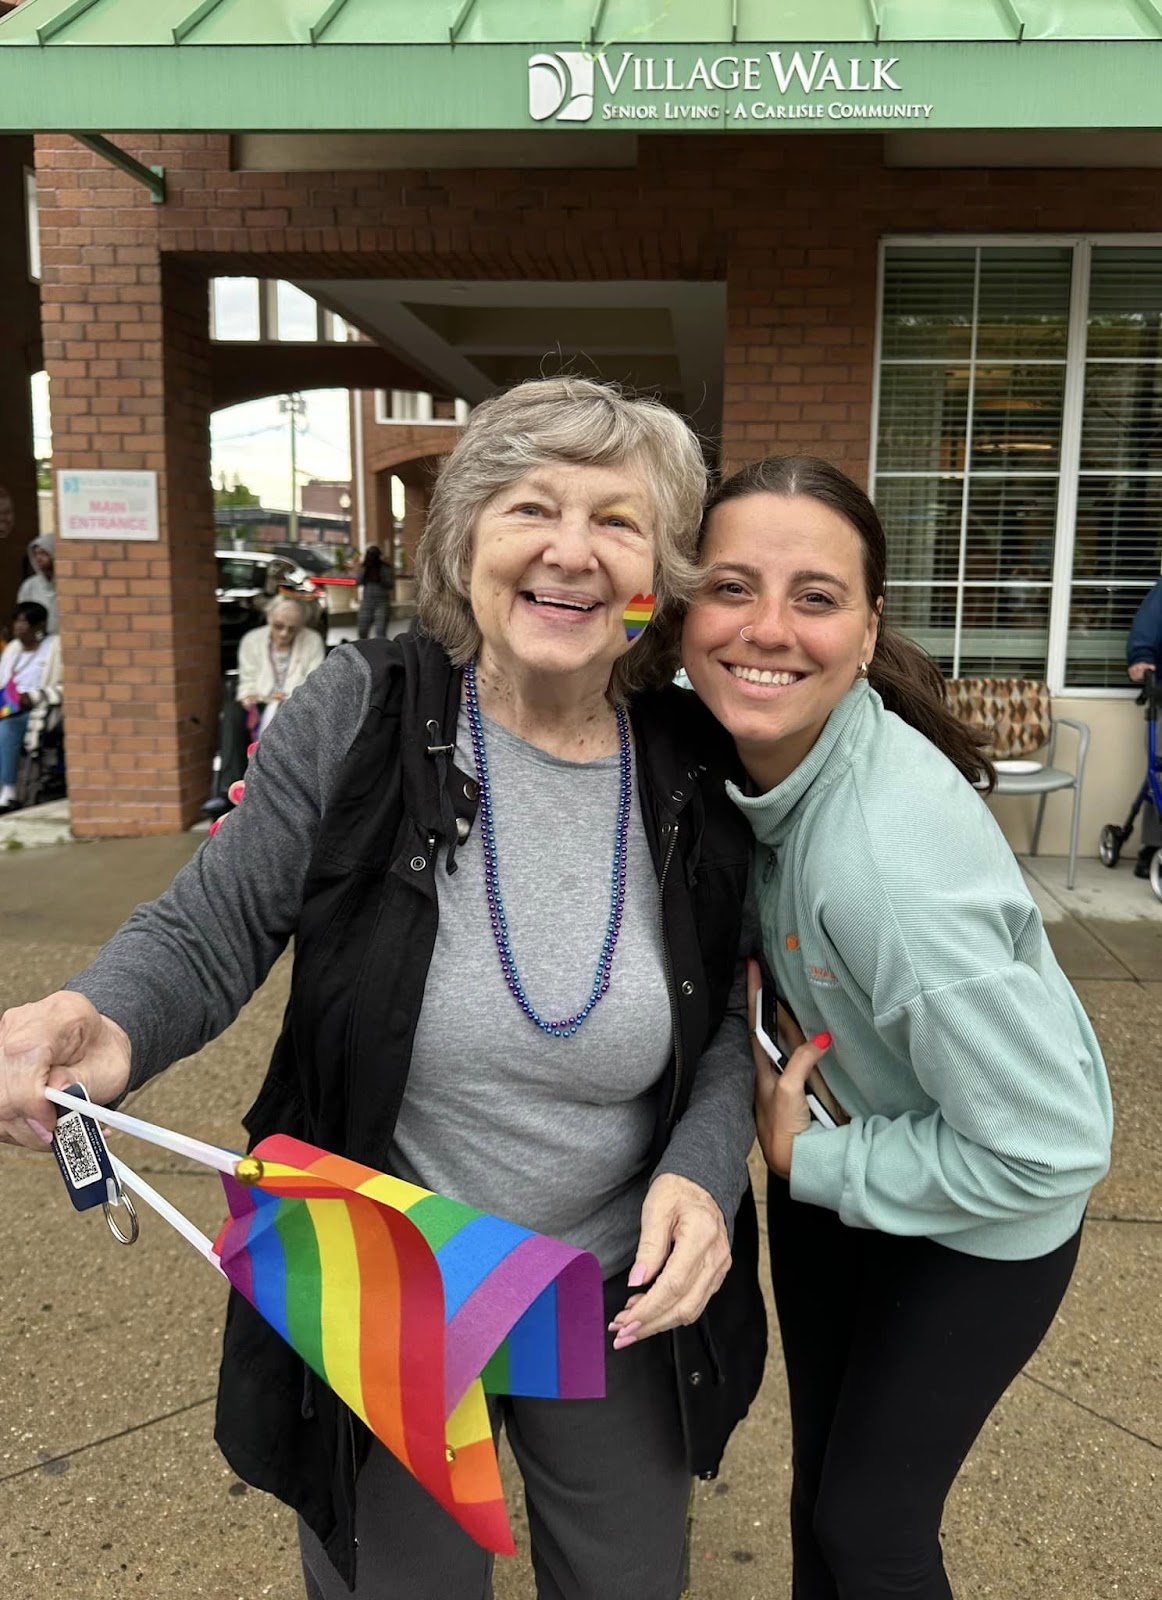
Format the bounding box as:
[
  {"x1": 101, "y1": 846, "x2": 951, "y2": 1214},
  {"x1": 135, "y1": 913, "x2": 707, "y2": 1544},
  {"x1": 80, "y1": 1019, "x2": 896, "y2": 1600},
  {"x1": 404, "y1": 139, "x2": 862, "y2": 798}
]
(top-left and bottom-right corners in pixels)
[{"x1": 702, "y1": 457, "x2": 995, "y2": 792}]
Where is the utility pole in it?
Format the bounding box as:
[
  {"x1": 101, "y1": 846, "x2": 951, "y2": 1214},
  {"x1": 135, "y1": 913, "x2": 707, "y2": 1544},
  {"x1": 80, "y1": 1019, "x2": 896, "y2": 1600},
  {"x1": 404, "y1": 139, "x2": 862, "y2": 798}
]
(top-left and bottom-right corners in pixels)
[{"x1": 279, "y1": 392, "x2": 306, "y2": 543}]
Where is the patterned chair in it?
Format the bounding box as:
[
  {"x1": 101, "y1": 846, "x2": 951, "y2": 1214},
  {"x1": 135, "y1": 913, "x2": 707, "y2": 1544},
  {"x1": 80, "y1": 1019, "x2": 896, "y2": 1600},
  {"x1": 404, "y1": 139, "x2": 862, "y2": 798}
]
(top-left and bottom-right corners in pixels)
[{"x1": 945, "y1": 678, "x2": 1089, "y2": 889}]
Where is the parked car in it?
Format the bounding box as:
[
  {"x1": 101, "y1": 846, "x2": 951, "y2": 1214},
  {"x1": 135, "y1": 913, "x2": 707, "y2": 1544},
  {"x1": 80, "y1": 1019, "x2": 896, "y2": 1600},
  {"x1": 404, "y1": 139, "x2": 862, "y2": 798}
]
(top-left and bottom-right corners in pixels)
[{"x1": 215, "y1": 549, "x2": 326, "y2": 672}]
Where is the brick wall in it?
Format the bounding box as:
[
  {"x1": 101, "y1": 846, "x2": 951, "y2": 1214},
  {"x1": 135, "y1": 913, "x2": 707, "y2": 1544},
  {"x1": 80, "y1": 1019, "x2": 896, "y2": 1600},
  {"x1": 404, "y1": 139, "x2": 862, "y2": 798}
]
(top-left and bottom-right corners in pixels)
[
  {"x1": 31, "y1": 129, "x2": 1162, "y2": 830},
  {"x1": 37, "y1": 134, "x2": 218, "y2": 832}
]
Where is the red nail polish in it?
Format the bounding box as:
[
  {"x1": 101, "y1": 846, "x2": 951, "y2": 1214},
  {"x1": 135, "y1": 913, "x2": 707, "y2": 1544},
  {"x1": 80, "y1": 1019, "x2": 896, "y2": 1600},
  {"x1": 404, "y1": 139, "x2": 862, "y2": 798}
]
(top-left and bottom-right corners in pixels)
[{"x1": 812, "y1": 1032, "x2": 832, "y2": 1050}]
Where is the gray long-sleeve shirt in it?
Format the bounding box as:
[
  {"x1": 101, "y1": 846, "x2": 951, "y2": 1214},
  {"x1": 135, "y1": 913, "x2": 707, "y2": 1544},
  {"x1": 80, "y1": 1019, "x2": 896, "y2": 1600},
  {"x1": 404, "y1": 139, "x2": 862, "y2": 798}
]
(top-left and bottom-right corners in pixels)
[{"x1": 68, "y1": 646, "x2": 756, "y2": 1269}]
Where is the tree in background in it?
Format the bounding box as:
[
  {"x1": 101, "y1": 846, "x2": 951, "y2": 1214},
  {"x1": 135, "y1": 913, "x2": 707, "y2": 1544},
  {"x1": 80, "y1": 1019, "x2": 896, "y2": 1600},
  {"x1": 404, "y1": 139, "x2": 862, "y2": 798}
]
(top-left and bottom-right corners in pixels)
[{"x1": 214, "y1": 473, "x2": 259, "y2": 508}]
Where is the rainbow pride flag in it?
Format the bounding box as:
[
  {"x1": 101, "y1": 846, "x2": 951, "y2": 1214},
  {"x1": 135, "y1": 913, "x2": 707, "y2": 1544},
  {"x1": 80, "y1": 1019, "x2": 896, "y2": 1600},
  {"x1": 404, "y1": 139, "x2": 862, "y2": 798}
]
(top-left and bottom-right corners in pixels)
[
  {"x1": 622, "y1": 592, "x2": 656, "y2": 642},
  {"x1": 0, "y1": 677, "x2": 21, "y2": 719},
  {"x1": 213, "y1": 1135, "x2": 605, "y2": 1554}
]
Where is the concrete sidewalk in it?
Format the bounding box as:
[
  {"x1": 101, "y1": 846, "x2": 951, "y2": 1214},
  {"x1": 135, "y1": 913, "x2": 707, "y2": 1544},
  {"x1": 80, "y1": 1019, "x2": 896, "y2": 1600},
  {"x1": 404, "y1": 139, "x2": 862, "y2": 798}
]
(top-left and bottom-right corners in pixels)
[{"x1": 1, "y1": 834, "x2": 1159, "y2": 1599}]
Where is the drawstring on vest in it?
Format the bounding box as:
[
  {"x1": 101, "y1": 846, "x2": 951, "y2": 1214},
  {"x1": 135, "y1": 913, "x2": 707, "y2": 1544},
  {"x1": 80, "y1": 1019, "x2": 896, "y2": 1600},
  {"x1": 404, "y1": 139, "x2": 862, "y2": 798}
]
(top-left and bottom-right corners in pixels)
[{"x1": 425, "y1": 719, "x2": 461, "y2": 874}]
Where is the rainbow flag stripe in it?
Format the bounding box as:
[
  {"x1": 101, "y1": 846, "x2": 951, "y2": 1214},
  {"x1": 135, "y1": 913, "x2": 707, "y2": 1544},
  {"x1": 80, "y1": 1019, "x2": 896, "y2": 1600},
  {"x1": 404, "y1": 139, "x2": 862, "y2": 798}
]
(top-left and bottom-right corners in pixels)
[
  {"x1": 622, "y1": 592, "x2": 656, "y2": 641},
  {"x1": 0, "y1": 678, "x2": 21, "y2": 719},
  {"x1": 213, "y1": 1135, "x2": 604, "y2": 1554}
]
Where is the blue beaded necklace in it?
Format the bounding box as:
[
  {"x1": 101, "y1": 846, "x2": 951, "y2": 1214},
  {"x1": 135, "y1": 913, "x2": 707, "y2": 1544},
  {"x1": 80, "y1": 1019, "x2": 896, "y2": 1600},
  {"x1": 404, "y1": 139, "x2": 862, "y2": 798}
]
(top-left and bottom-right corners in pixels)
[{"x1": 463, "y1": 656, "x2": 632, "y2": 1038}]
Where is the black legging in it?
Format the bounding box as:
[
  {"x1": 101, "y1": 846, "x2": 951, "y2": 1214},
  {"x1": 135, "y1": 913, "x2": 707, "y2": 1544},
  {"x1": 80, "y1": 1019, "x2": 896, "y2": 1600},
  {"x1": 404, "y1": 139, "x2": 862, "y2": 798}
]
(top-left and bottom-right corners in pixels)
[{"x1": 767, "y1": 1176, "x2": 1082, "y2": 1599}]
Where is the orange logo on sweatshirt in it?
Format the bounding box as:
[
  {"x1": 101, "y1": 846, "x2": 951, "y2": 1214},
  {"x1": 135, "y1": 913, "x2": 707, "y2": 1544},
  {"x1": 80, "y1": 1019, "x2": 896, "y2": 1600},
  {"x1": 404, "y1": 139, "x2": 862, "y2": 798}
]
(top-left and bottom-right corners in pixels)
[{"x1": 785, "y1": 935, "x2": 799, "y2": 951}]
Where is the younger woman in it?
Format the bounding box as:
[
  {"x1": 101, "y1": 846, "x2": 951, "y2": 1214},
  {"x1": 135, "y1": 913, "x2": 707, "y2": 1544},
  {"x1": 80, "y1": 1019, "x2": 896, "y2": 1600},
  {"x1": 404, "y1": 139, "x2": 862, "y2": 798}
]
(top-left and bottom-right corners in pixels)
[{"x1": 680, "y1": 457, "x2": 1114, "y2": 1600}]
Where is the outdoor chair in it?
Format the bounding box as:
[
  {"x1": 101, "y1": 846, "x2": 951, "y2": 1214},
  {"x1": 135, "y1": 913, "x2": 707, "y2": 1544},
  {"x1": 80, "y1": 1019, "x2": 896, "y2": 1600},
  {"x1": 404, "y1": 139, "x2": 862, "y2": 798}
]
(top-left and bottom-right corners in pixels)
[{"x1": 945, "y1": 677, "x2": 1089, "y2": 890}]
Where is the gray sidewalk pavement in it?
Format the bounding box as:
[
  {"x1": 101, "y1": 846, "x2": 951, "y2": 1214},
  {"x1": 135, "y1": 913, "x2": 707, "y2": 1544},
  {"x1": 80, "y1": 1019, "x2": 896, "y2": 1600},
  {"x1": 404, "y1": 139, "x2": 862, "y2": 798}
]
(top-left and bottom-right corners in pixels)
[{"x1": 1, "y1": 834, "x2": 1159, "y2": 1599}]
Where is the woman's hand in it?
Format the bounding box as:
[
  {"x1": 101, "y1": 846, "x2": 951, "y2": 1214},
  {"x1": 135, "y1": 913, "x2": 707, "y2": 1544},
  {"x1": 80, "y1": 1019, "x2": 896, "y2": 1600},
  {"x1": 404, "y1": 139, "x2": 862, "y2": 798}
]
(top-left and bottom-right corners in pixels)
[
  {"x1": 753, "y1": 1032, "x2": 832, "y2": 1179},
  {"x1": 0, "y1": 993, "x2": 132, "y2": 1151},
  {"x1": 608, "y1": 1175, "x2": 731, "y2": 1347},
  {"x1": 240, "y1": 695, "x2": 258, "y2": 710},
  {"x1": 746, "y1": 958, "x2": 838, "y2": 1179}
]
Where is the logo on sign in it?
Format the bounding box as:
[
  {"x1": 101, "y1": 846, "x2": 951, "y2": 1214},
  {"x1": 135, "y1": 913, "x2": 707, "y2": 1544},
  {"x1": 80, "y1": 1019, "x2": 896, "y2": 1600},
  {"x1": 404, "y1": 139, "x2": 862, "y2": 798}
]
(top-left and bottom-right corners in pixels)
[{"x1": 528, "y1": 52, "x2": 595, "y2": 123}]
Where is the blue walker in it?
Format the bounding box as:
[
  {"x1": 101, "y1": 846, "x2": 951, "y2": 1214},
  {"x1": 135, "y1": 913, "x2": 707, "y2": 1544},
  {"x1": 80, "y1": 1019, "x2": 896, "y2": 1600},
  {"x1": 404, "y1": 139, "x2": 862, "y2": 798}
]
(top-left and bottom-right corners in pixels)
[{"x1": 1099, "y1": 666, "x2": 1162, "y2": 902}]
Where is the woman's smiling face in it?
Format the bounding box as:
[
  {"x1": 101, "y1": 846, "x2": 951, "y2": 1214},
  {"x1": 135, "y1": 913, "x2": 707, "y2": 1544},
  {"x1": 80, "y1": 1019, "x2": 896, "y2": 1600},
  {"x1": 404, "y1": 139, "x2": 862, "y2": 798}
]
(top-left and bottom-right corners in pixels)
[
  {"x1": 682, "y1": 492, "x2": 880, "y2": 788},
  {"x1": 468, "y1": 461, "x2": 655, "y2": 693}
]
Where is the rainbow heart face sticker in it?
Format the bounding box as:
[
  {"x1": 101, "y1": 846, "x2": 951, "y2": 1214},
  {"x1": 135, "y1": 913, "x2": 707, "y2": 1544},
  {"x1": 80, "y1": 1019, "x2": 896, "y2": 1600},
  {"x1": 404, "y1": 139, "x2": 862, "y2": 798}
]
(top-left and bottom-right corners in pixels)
[{"x1": 623, "y1": 593, "x2": 656, "y2": 643}]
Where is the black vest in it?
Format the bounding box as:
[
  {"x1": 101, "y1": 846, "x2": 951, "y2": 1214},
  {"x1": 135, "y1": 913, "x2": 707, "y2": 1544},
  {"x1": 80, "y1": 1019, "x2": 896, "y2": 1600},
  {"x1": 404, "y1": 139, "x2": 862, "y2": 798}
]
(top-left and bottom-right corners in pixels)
[{"x1": 213, "y1": 635, "x2": 766, "y2": 1588}]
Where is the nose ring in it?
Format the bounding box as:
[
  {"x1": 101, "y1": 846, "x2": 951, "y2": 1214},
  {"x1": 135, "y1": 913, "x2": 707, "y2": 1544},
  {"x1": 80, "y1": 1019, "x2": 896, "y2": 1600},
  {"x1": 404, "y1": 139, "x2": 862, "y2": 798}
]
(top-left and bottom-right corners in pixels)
[{"x1": 739, "y1": 626, "x2": 754, "y2": 644}]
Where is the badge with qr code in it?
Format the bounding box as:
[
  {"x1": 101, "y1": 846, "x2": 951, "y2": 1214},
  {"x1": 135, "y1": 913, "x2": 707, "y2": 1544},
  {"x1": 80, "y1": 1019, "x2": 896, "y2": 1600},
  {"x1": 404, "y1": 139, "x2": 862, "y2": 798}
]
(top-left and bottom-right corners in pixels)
[{"x1": 51, "y1": 1085, "x2": 118, "y2": 1211}]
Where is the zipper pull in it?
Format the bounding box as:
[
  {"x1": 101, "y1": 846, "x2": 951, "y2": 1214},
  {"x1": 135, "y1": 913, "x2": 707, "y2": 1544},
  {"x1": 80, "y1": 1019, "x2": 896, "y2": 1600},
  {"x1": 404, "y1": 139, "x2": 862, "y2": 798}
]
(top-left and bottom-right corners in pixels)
[{"x1": 761, "y1": 847, "x2": 776, "y2": 884}]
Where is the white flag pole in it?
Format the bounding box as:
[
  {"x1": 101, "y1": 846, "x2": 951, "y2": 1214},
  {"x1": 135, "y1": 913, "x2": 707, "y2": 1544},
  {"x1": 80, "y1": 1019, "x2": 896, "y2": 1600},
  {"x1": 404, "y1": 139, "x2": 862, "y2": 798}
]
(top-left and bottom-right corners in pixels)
[
  {"x1": 44, "y1": 1086, "x2": 241, "y2": 1177},
  {"x1": 108, "y1": 1153, "x2": 226, "y2": 1274}
]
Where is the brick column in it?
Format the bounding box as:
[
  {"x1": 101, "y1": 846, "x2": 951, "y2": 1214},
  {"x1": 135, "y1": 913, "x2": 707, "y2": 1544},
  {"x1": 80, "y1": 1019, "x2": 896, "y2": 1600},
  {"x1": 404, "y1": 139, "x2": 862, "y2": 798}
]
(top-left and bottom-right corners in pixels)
[
  {"x1": 0, "y1": 136, "x2": 41, "y2": 614},
  {"x1": 720, "y1": 143, "x2": 880, "y2": 482},
  {"x1": 40, "y1": 194, "x2": 218, "y2": 834}
]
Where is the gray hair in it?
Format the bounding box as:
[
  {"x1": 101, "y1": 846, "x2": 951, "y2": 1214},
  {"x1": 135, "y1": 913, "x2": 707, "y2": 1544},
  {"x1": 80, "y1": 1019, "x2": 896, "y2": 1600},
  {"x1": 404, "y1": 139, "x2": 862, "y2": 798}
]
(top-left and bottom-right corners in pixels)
[
  {"x1": 415, "y1": 377, "x2": 707, "y2": 698},
  {"x1": 265, "y1": 593, "x2": 311, "y2": 626}
]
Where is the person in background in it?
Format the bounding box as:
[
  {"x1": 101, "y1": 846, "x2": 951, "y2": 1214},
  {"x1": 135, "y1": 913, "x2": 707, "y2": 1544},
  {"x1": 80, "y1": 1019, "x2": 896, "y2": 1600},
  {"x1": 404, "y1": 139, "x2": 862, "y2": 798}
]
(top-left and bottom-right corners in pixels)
[
  {"x1": 1126, "y1": 576, "x2": 1162, "y2": 877},
  {"x1": 1127, "y1": 575, "x2": 1162, "y2": 685},
  {"x1": 0, "y1": 601, "x2": 62, "y2": 813},
  {"x1": 356, "y1": 543, "x2": 392, "y2": 638},
  {"x1": 678, "y1": 455, "x2": 1113, "y2": 1600},
  {"x1": 16, "y1": 536, "x2": 57, "y2": 635},
  {"x1": 203, "y1": 593, "x2": 325, "y2": 818}
]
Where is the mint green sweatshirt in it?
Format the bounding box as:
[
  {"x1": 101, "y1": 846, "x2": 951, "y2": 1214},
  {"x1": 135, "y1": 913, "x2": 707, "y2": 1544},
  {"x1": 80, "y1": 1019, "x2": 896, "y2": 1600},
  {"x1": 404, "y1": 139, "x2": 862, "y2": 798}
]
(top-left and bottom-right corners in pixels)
[{"x1": 731, "y1": 680, "x2": 1113, "y2": 1261}]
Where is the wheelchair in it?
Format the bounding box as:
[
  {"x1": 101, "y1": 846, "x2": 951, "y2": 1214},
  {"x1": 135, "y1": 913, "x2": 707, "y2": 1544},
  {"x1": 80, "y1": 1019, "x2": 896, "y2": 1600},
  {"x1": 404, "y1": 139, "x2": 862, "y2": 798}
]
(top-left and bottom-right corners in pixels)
[
  {"x1": 1099, "y1": 666, "x2": 1162, "y2": 902},
  {"x1": 15, "y1": 706, "x2": 67, "y2": 810}
]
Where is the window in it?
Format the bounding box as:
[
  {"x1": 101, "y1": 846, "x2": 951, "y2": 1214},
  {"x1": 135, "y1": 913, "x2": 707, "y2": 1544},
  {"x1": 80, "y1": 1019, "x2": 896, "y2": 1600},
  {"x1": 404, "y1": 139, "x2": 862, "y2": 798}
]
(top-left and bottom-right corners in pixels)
[
  {"x1": 210, "y1": 278, "x2": 261, "y2": 341},
  {"x1": 25, "y1": 168, "x2": 40, "y2": 282},
  {"x1": 873, "y1": 240, "x2": 1162, "y2": 691},
  {"x1": 1071, "y1": 249, "x2": 1162, "y2": 687},
  {"x1": 274, "y1": 280, "x2": 319, "y2": 342},
  {"x1": 209, "y1": 281, "x2": 349, "y2": 342},
  {"x1": 374, "y1": 390, "x2": 469, "y2": 426}
]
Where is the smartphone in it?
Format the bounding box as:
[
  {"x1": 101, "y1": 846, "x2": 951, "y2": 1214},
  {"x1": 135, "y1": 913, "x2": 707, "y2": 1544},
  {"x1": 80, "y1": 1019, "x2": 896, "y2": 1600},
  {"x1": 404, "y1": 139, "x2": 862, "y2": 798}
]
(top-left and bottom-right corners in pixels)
[{"x1": 754, "y1": 985, "x2": 838, "y2": 1130}]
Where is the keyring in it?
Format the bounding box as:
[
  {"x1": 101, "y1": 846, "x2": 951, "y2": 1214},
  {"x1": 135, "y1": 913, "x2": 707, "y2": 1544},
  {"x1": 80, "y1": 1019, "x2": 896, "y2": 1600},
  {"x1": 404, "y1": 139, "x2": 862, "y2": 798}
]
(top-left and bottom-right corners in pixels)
[{"x1": 103, "y1": 1188, "x2": 140, "y2": 1246}]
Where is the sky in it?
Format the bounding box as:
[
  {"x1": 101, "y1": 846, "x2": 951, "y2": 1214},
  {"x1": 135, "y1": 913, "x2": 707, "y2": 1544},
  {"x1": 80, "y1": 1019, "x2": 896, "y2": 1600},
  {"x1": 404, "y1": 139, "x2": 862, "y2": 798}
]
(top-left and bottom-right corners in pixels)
[
  {"x1": 210, "y1": 391, "x2": 352, "y2": 508},
  {"x1": 31, "y1": 279, "x2": 354, "y2": 511}
]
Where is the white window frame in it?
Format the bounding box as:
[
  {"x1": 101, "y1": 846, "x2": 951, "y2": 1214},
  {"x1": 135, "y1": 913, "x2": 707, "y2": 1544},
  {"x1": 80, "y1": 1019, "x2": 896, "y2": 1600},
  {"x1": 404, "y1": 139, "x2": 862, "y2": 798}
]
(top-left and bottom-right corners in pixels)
[
  {"x1": 373, "y1": 389, "x2": 468, "y2": 426},
  {"x1": 872, "y1": 233, "x2": 1162, "y2": 699}
]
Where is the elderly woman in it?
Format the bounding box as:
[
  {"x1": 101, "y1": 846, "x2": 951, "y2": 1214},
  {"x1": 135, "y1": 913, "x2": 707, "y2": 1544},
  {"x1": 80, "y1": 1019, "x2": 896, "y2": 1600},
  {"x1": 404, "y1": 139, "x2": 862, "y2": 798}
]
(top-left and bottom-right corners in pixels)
[
  {"x1": 205, "y1": 593, "x2": 326, "y2": 815},
  {"x1": 680, "y1": 456, "x2": 1113, "y2": 1600},
  {"x1": 0, "y1": 601, "x2": 62, "y2": 813},
  {"x1": 237, "y1": 593, "x2": 326, "y2": 730},
  {"x1": 0, "y1": 379, "x2": 764, "y2": 1600}
]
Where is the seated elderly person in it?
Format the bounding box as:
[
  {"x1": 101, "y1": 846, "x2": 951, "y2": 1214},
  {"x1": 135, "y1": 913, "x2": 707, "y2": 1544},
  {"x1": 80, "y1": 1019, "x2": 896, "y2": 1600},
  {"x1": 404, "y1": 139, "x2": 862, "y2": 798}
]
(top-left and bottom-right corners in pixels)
[
  {"x1": 0, "y1": 602, "x2": 62, "y2": 813},
  {"x1": 204, "y1": 593, "x2": 325, "y2": 817}
]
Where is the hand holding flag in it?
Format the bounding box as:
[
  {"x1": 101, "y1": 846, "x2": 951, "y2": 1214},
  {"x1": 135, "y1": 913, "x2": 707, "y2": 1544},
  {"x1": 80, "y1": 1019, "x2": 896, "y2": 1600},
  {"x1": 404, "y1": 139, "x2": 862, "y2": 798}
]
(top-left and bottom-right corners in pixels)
[{"x1": 44, "y1": 1091, "x2": 605, "y2": 1554}]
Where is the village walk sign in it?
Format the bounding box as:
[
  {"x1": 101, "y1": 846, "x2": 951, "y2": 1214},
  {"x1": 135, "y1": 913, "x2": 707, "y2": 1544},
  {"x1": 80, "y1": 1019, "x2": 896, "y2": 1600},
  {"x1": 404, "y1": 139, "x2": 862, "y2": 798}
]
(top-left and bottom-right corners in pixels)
[
  {"x1": 530, "y1": 47, "x2": 936, "y2": 125},
  {"x1": 0, "y1": 2, "x2": 1160, "y2": 135}
]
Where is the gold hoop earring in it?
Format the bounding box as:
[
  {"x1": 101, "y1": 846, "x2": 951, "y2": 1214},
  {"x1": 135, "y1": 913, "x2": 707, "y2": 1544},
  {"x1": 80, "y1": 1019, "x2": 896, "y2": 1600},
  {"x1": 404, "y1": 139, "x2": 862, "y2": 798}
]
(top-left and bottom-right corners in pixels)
[{"x1": 858, "y1": 661, "x2": 869, "y2": 678}]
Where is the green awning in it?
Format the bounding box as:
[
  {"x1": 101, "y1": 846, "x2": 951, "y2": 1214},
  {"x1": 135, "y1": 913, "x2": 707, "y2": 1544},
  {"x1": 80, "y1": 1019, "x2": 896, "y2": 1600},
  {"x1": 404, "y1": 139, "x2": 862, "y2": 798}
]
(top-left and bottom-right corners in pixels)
[{"x1": 1, "y1": 0, "x2": 1160, "y2": 132}]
